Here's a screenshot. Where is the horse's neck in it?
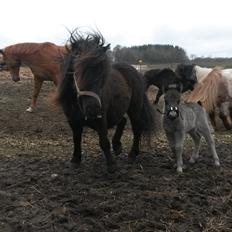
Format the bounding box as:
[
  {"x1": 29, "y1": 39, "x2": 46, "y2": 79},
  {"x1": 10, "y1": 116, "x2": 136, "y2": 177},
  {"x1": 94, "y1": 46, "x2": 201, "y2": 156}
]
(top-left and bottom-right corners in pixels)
[{"x1": 195, "y1": 66, "x2": 212, "y2": 82}]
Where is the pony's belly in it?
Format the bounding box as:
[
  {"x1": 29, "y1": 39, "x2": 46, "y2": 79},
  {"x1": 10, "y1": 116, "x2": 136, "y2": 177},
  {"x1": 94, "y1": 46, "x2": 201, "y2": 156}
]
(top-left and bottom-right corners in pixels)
[
  {"x1": 107, "y1": 110, "x2": 127, "y2": 128},
  {"x1": 106, "y1": 101, "x2": 130, "y2": 127}
]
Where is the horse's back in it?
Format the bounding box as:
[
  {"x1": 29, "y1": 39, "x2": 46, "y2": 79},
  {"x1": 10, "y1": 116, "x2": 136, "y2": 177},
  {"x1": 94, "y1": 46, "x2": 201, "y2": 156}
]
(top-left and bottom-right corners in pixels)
[
  {"x1": 195, "y1": 65, "x2": 212, "y2": 82},
  {"x1": 112, "y1": 62, "x2": 146, "y2": 106},
  {"x1": 113, "y1": 63, "x2": 143, "y2": 82},
  {"x1": 104, "y1": 64, "x2": 142, "y2": 127}
]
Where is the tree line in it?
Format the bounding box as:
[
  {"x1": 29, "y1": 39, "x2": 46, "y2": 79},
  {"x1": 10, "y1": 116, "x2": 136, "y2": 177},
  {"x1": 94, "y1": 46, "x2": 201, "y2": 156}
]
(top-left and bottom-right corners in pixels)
[{"x1": 112, "y1": 44, "x2": 189, "y2": 64}]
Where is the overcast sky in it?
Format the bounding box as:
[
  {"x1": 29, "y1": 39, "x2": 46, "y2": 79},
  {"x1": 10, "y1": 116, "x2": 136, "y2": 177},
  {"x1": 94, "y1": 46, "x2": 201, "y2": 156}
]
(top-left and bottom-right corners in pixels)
[{"x1": 1, "y1": 0, "x2": 232, "y2": 57}]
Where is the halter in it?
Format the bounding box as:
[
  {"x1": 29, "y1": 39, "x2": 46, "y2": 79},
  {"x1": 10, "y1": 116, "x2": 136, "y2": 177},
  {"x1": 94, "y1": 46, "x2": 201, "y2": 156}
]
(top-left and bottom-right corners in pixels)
[
  {"x1": 166, "y1": 106, "x2": 182, "y2": 120},
  {"x1": 73, "y1": 72, "x2": 102, "y2": 119}
]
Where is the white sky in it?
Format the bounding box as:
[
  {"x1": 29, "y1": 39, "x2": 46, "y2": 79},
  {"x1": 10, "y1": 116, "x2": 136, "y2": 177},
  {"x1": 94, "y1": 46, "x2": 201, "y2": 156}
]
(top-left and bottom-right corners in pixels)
[{"x1": 1, "y1": 0, "x2": 232, "y2": 57}]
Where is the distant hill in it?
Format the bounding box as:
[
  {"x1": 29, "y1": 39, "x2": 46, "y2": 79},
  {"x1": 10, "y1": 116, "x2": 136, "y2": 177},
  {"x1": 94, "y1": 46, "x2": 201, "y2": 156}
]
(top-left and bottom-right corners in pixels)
[{"x1": 191, "y1": 57, "x2": 232, "y2": 68}]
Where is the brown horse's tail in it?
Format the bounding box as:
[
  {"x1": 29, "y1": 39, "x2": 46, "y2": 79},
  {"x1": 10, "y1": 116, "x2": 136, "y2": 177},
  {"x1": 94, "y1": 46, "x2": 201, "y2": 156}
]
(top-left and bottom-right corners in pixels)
[{"x1": 184, "y1": 68, "x2": 222, "y2": 112}]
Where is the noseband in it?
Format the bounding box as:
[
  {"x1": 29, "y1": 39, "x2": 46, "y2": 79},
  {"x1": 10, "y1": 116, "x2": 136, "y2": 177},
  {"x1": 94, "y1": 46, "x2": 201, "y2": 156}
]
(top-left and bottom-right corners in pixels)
[
  {"x1": 73, "y1": 72, "x2": 102, "y2": 119},
  {"x1": 167, "y1": 106, "x2": 183, "y2": 119}
]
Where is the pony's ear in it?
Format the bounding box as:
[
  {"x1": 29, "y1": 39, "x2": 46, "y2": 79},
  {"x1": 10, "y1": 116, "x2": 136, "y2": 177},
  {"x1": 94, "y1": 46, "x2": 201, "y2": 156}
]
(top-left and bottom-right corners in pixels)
[{"x1": 103, "y1": 43, "x2": 111, "y2": 52}]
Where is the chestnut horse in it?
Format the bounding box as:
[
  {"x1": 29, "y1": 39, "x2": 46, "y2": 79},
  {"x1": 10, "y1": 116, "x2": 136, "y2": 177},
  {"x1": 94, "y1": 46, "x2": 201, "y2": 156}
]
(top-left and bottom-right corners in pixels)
[
  {"x1": 0, "y1": 42, "x2": 67, "y2": 112},
  {"x1": 55, "y1": 31, "x2": 157, "y2": 173}
]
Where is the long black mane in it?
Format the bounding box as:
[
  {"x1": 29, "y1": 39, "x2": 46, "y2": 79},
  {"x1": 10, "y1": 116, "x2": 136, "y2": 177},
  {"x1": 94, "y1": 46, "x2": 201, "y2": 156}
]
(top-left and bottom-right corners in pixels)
[
  {"x1": 58, "y1": 30, "x2": 110, "y2": 105},
  {"x1": 67, "y1": 31, "x2": 110, "y2": 90}
]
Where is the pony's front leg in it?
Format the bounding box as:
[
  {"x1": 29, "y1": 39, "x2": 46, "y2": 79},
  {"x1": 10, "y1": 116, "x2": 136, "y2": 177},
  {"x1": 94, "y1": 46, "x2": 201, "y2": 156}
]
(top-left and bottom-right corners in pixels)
[
  {"x1": 97, "y1": 121, "x2": 117, "y2": 173},
  {"x1": 128, "y1": 123, "x2": 141, "y2": 163},
  {"x1": 174, "y1": 132, "x2": 185, "y2": 173},
  {"x1": 70, "y1": 126, "x2": 83, "y2": 167},
  {"x1": 112, "y1": 117, "x2": 127, "y2": 156},
  {"x1": 175, "y1": 146, "x2": 184, "y2": 173}
]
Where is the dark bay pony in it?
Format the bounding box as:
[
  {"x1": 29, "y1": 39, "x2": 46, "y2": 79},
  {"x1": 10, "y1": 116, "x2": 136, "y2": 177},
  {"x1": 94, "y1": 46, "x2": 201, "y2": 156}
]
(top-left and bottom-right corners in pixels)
[
  {"x1": 55, "y1": 31, "x2": 157, "y2": 173},
  {"x1": 0, "y1": 42, "x2": 67, "y2": 112},
  {"x1": 144, "y1": 68, "x2": 197, "y2": 104}
]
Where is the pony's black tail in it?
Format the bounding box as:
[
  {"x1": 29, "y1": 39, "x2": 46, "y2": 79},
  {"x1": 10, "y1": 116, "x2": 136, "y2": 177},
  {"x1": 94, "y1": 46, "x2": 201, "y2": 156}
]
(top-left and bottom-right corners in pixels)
[{"x1": 140, "y1": 93, "x2": 158, "y2": 145}]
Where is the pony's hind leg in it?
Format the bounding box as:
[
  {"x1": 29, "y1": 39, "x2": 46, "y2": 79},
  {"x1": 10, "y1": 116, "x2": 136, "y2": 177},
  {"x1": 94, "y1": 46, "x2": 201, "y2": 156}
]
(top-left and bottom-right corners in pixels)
[
  {"x1": 112, "y1": 117, "x2": 127, "y2": 156},
  {"x1": 209, "y1": 111, "x2": 217, "y2": 130},
  {"x1": 189, "y1": 131, "x2": 201, "y2": 164},
  {"x1": 219, "y1": 102, "x2": 232, "y2": 130},
  {"x1": 128, "y1": 119, "x2": 141, "y2": 163},
  {"x1": 201, "y1": 129, "x2": 220, "y2": 167}
]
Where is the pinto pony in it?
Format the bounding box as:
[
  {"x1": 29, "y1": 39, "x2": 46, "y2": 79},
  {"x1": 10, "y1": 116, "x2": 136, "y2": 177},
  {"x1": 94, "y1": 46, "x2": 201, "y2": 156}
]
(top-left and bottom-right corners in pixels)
[
  {"x1": 176, "y1": 64, "x2": 232, "y2": 130},
  {"x1": 0, "y1": 42, "x2": 67, "y2": 112},
  {"x1": 55, "y1": 31, "x2": 157, "y2": 173}
]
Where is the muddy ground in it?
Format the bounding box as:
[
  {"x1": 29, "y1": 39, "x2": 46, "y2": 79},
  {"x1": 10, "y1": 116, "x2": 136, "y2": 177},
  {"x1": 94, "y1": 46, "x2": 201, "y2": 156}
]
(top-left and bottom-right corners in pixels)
[{"x1": 0, "y1": 68, "x2": 232, "y2": 232}]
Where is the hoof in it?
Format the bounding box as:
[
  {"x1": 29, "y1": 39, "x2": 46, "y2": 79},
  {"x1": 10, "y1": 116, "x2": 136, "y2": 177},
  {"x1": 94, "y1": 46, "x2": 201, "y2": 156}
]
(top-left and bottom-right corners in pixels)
[
  {"x1": 215, "y1": 160, "x2": 220, "y2": 167},
  {"x1": 128, "y1": 151, "x2": 138, "y2": 163},
  {"x1": 26, "y1": 107, "x2": 34, "y2": 113},
  {"x1": 68, "y1": 158, "x2": 81, "y2": 169},
  {"x1": 70, "y1": 162, "x2": 81, "y2": 169},
  {"x1": 189, "y1": 158, "x2": 196, "y2": 164},
  {"x1": 114, "y1": 146, "x2": 122, "y2": 156},
  {"x1": 177, "y1": 167, "x2": 183, "y2": 173},
  {"x1": 107, "y1": 163, "x2": 117, "y2": 173}
]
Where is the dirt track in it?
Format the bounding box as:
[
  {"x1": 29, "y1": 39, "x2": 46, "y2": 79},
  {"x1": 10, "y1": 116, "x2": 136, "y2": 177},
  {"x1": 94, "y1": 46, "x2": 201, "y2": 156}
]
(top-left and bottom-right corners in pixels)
[{"x1": 0, "y1": 68, "x2": 232, "y2": 232}]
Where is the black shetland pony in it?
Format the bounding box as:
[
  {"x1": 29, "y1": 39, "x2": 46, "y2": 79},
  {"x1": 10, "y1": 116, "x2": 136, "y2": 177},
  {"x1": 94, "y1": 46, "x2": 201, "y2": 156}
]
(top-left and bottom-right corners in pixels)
[
  {"x1": 144, "y1": 68, "x2": 197, "y2": 104},
  {"x1": 56, "y1": 31, "x2": 156, "y2": 173}
]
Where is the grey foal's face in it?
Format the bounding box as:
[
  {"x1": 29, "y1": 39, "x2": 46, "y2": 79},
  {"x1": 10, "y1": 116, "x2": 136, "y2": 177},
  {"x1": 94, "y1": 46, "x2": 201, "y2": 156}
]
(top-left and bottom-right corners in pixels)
[{"x1": 164, "y1": 89, "x2": 181, "y2": 120}]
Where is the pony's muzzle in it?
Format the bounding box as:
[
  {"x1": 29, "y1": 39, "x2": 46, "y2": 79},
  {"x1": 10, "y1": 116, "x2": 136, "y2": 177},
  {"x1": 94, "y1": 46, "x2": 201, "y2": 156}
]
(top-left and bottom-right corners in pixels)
[{"x1": 167, "y1": 106, "x2": 179, "y2": 120}]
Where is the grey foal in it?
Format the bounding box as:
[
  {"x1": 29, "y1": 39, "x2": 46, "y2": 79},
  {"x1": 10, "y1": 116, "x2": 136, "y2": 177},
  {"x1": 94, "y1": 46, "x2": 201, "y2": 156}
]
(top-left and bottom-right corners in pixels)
[{"x1": 163, "y1": 88, "x2": 220, "y2": 173}]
